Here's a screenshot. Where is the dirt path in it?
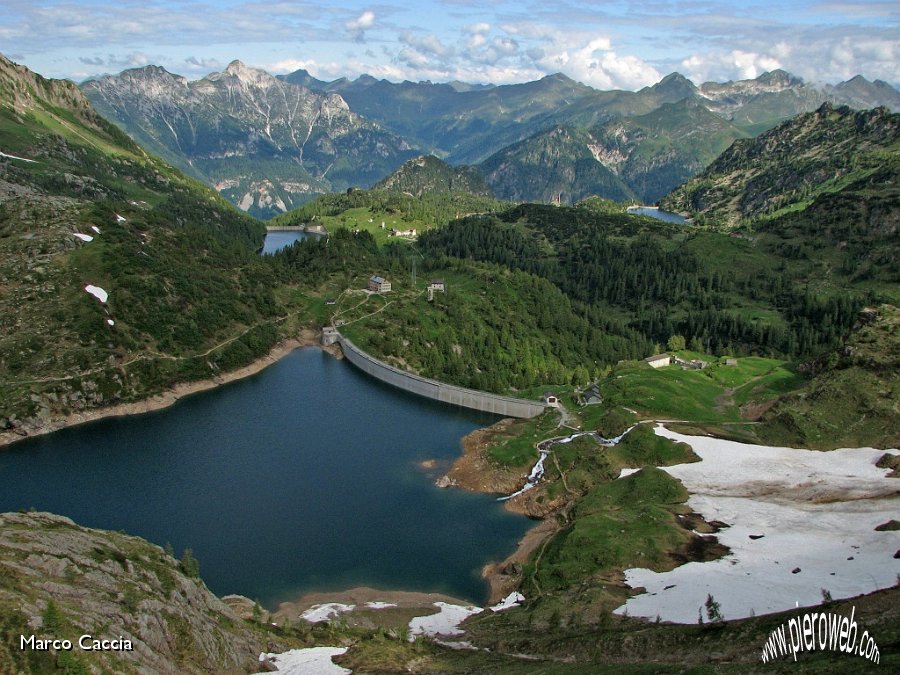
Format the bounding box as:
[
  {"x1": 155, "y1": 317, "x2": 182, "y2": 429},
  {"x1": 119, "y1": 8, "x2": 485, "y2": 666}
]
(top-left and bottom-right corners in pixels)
[{"x1": 8, "y1": 310, "x2": 310, "y2": 386}]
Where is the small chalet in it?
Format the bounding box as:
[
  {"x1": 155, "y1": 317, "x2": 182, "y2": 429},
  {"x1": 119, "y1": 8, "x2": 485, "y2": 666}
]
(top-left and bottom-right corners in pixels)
[
  {"x1": 390, "y1": 227, "x2": 417, "y2": 237},
  {"x1": 321, "y1": 326, "x2": 339, "y2": 345},
  {"x1": 542, "y1": 392, "x2": 560, "y2": 407},
  {"x1": 368, "y1": 275, "x2": 391, "y2": 293},
  {"x1": 582, "y1": 384, "x2": 602, "y2": 405},
  {"x1": 644, "y1": 353, "x2": 671, "y2": 369},
  {"x1": 428, "y1": 279, "x2": 446, "y2": 293},
  {"x1": 725, "y1": 357, "x2": 738, "y2": 366},
  {"x1": 325, "y1": 298, "x2": 337, "y2": 305},
  {"x1": 673, "y1": 356, "x2": 708, "y2": 370}
]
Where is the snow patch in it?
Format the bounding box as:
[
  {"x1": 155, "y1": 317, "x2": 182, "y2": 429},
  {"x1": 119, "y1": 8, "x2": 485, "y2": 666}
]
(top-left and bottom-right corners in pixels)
[
  {"x1": 72, "y1": 233, "x2": 93, "y2": 242},
  {"x1": 408, "y1": 602, "x2": 482, "y2": 639},
  {"x1": 300, "y1": 603, "x2": 355, "y2": 623},
  {"x1": 613, "y1": 426, "x2": 900, "y2": 623},
  {"x1": 106, "y1": 319, "x2": 115, "y2": 326},
  {"x1": 84, "y1": 284, "x2": 108, "y2": 303},
  {"x1": 365, "y1": 601, "x2": 397, "y2": 610},
  {"x1": 618, "y1": 467, "x2": 641, "y2": 479},
  {"x1": 490, "y1": 592, "x2": 524, "y2": 612},
  {"x1": 253, "y1": 647, "x2": 350, "y2": 674},
  {"x1": 91, "y1": 225, "x2": 102, "y2": 234},
  {"x1": 0, "y1": 150, "x2": 37, "y2": 163}
]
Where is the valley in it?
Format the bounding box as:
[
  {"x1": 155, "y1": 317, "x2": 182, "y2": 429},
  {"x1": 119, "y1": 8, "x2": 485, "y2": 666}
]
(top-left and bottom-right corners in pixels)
[{"x1": 0, "y1": 49, "x2": 898, "y2": 673}]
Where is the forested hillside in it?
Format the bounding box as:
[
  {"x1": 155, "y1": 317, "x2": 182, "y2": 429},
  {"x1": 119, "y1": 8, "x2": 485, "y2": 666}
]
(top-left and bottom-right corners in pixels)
[
  {"x1": 0, "y1": 55, "x2": 286, "y2": 434},
  {"x1": 268, "y1": 188, "x2": 888, "y2": 398},
  {"x1": 419, "y1": 204, "x2": 873, "y2": 361},
  {"x1": 376, "y1": 155, "x2": 492, "y2": 198}
]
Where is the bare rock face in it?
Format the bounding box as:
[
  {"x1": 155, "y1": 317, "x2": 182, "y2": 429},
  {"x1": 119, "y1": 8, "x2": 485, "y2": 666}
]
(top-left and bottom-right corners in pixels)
[{"x1": 0, "y1": 512, "x2": 276, "y2": 674}]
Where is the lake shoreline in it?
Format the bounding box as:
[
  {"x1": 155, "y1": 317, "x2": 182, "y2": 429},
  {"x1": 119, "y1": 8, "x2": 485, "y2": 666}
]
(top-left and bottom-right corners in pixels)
[
  {"x1": 445, "y1": 418, "x2": 567, "y2": 604},
  {"x1": 0, "y1": 328, "x2": 340, "y2": 449},
  {"x1": 2, "y1": 325, "x2": 539, "y2": 613}
]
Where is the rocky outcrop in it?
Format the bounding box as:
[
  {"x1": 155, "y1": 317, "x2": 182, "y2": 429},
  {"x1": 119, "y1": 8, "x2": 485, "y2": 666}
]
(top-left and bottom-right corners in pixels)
[
  {"x1": 0, "y1": 512, "x2": 276, "y2": 674},
  {"x1": 662, "y1": 104, "x2": 900, "y2": 226}
]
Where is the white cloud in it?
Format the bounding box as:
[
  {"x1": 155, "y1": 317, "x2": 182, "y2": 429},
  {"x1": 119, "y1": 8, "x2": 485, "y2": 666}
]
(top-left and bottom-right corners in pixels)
[
  {"x1": 534, "y1": 36, "x2": 660, "y2": 89},
  {"x1": 680, "y1": 50, "x2": 783, "y2": 83},
  {"x1": 468, "y1": 34, "x2": 487, "y2": 49},
  {"x1": 491, "y1": 37, "x2": 519, "y2": 56},
  {"x1": 397, "y1": 48, "x2": 431, "y2": 69},
  {"x1": 266, "y1": 58, "x2": 319, "y2": 74},
  {"x1": 401, "y1": 32, "x2": 455, "y2": 58},
  {"x1": 345, "y1": 10, "x2": 375, "y2": 42},
  {"x1": 185, "y1": 56, "x2": 222, "y2": 71}
]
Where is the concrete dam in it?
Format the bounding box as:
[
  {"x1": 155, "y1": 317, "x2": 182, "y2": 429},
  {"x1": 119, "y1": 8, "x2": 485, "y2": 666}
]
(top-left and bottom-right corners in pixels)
[{"x1": 337, "y1": 335, "x2": 547, "y2": 419}]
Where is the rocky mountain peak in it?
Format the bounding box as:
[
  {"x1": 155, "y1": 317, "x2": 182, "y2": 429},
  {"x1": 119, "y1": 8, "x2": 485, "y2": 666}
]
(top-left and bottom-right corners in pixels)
[
  {"x1": 125, "y1": 65, "x2": 188, "y2": 89},
  {"x1": 756, "y1": 69, "x2": 803, "y2": 88},
  {"x1": 1, "y1": 53, "x2": 96, "y2": 121},
  {"x1": 543, "y1": 72, "x2": 577, "y2": 84},
  {"x1": 212, "y1": 59, "x2": 277, "y2": 88},
  {"x1": 832, "y1": 75, "x2": 900, "y2": 110},
  {"x1": 322, "y1": 92, "x2": 351, "y2": 114},
  {"x1": 648, "y1": 72, "x2": 698, "y2": 100}
]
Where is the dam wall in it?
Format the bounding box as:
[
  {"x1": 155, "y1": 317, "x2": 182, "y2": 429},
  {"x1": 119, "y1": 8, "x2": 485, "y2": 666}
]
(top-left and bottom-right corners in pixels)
[{"x1": 338, "y1": 336, "x2": 547, "y2": 419}]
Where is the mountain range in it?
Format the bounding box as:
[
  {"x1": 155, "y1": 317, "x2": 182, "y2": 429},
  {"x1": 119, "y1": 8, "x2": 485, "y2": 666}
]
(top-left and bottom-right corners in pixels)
[
  {"x1": 82, "y1": 61, "x2": 417, "y2": 218},
  {"x1": 80, "y1": 61, "x2": 900, "y2": 215}
]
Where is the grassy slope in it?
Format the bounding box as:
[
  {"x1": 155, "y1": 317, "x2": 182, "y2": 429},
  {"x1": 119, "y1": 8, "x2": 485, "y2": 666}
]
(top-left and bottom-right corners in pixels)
[{"x1": 759, "y1": 304, "x2": 899, "y2": 449}]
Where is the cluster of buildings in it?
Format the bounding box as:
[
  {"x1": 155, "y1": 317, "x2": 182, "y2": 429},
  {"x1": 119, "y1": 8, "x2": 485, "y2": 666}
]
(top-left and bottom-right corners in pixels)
[
  {"x1": 644, "y1": 353, "x2": 735, "y2": 369},
  {"x1": 390, "y1": 227, "x2": 417, "y2": 237},
  {"x1": 366, "y1": 275, "x2": 447, "y2": 297}
]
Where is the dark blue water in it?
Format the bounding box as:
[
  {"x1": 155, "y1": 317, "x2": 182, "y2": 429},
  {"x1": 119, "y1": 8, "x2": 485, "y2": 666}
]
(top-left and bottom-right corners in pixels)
[
  {"x1": 261, "y1": 229, "x2": 309, "y2": 254},
  {"x1": 0, "y1": 349, "x2": 529, "y2": 608},
  {"x1": 627, "y1": 206, "x2": 687, "y2": 224}
]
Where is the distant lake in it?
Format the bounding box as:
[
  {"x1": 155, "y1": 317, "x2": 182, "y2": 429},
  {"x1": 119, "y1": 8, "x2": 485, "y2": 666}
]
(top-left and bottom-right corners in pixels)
[
  {"x1": 626, "y1": 206, "x2": 688, "y2": 224},
  {"x1": 261, "y1": 229, "x2": 309, "y2": 254},
  {"x1": 0, "y1": 349, "x2": 530, "y2": 608}
]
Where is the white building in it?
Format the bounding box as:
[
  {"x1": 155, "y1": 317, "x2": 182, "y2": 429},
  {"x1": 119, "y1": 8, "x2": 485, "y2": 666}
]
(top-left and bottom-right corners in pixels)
[{"x1": 644, "y1": 353, "x2": 671, "y2": 369}]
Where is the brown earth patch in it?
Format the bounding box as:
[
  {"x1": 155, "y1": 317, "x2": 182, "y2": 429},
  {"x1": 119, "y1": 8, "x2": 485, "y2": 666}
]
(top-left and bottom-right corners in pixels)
[
  {"x1": 446, "y1": 419, "x2": 526, "y2": 496},
  {"x1": 876, "y1": 451, "x2": 900, "y2": 477},
  {"x1": 739, "y1": 398, "x2": 777, "y2": 420},
  {"x1": 676, "y1": 512, "x2": 729, "y2": 534},
  {"x1": 670, "y1": 534, "x2": 731, "y2": 565},
  {"x1": 481, "y1": 519, "x2": 559, "y2": 604}
]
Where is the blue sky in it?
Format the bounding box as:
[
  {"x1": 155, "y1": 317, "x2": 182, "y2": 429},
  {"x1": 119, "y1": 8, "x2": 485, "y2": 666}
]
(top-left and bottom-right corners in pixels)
[{"x1": 1, "y1": 1, "x2": 897, "y2": 88}]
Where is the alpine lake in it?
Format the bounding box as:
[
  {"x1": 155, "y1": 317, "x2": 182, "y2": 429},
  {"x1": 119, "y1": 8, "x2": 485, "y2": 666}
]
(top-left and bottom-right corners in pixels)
[{"x1": 0, "y1": 231, "x2": 531, "y2": 609}]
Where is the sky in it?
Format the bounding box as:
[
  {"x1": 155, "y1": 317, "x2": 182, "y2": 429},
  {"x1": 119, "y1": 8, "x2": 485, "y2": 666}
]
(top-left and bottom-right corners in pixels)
[{"x1": 1, "y1": 1, "x2": 897, "y2": 90}]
